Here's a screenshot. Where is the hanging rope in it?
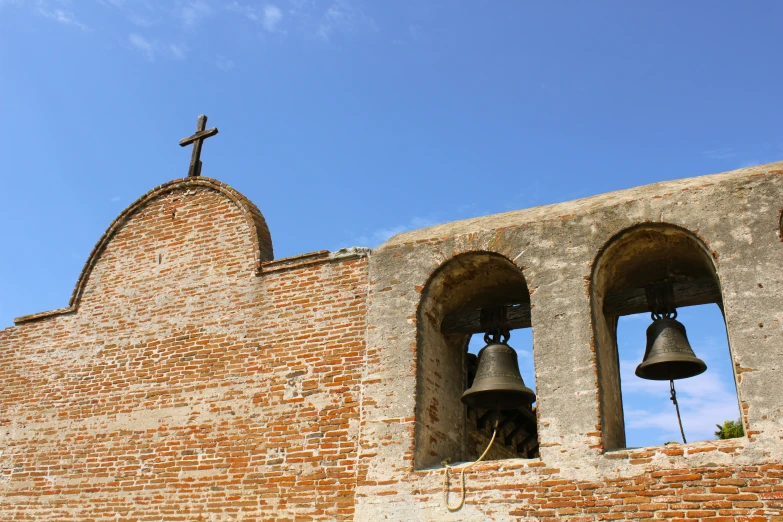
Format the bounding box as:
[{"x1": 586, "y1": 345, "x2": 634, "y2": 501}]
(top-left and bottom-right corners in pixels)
[
  {"x1": 670, "y1": 379, "x2": 687, "y2": 444},
  {"x1": 441, "y1": 420, "x2": 498, "y2": 512}
]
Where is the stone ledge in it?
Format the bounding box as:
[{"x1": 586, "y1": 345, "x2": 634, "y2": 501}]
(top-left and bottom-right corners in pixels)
[
  {"x1": 602, "y1": 437, "x2": 745, "y2": 462},
  {"x1": 329, "y1": 247, "x2": 371, "y2": 261},
  {"x1": 14, "y1": 307, "x2": 75, "y2": 325},
  {"x1": 259, "y1": 247, "x2": 370, "y2": 275}
]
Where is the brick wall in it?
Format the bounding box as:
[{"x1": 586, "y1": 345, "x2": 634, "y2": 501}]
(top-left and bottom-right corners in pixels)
[
  {"x1": 0, "y1": 178, "x2": 368, "y2": 521},
  {"x1": 3, "y1": 165, "x2": 783, "y2": 521}
]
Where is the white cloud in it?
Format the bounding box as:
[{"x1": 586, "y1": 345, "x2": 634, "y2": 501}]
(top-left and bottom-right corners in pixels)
[
  {"x1": 409, "y1": 24, "x2": 426, "y2": 43},
  {"x1": 316, "y1": 1, "x2": 347, "y2": 41},
  {"x1": 128, "y1": 33, "x2": 188, "y2": 61},
  {"x1": 228, "y1": 2, "x2": 283, "y2": 33},
  {"x1": 371, "y1": 216, "x2": 436, "y2": 244},
  {"x1": 127, "y1": 12, "x2": 156, "y2": 27},
  {"x1": 129, "y1": 33, "x2": 155, "y2": 60},
  {"x1": 98, "y1": 0, "x2": 157, "y2": 27},
  {"x1": 168, "y1": 43, "x2": 188, "y2": 60},
  {"x1": 346, "y1": 216, "x2": 436, "y2": 248},
  {"x1": 371, "y1": 224, "x2": 407, "y2": 244},
  {"x1": 36, "y1": 4, "x2": 89, "y2": 31},
  {"x1": 392, "y1": 26, "x2": 428, "y2": 46},
  {"x1": 620, "y1": 357, "x2": 741, "y2": 444},
  {"x1": 227, "y1": 1, "x2": 258, "y2": 21},
  {"x1": 703, "y1": 147, "x2": 737, "y2": 160},
  {"x1": 262, "y1": 4, "x2": 282, "y2": 32},
  {"x1": 316, "y1": 0, "x2": 375, "y2": 41},
  {"x1": 216, "y1": 55, "x2": 234, "y2": 71},
  {"x1": 177, "y1": 0, "x2": 211, "y2": 28}
]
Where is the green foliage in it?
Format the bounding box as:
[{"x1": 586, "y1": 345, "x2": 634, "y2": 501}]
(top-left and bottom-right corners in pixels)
[{"x1": 715, "y1": 419, "x2": 744, "y2": 440}]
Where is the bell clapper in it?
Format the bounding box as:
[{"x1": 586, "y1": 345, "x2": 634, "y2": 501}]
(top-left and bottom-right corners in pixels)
[
  {"x1": 669, "y1": 379, "x2": 687, "y2": 444},
  {"x1": 442, "y1": 419, "x2": 499, "y2": 512}
]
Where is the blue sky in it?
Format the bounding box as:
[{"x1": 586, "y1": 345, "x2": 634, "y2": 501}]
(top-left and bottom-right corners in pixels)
[{"x1": 0, "y1": 1, "x2": 778, "y2": 448}]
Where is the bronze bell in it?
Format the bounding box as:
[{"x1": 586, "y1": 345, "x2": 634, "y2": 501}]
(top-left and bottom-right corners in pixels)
[
  {"x1": 635, "y1": 315, "x2": 707, "y2": 381},
  {"x1": 461, "y1": 334, "x2": 536, "y2": 410}
]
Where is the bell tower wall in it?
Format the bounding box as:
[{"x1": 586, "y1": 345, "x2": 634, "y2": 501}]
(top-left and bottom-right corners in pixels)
[{"x1": 358, "y1": 161, "x2": 783, "y2": 520}]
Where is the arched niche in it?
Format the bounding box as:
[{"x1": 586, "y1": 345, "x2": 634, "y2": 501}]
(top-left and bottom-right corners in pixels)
[
  {"x1": 415, "y1": 251, "x2": 530, "y2": 469},
  {"x1": 591, "y1": 223, "x2": 727, "y2": 450}
]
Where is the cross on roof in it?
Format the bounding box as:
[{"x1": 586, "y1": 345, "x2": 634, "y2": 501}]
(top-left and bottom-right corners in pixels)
[{"x1": 179, "y1": 114, "x2": 219, "y2": 177}]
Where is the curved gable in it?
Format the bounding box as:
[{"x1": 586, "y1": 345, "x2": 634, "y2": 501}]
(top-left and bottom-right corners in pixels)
[
  {"x1": 15, "y1": 177, "x2": 273, "y2": 325},
  {"x1": 73, "y1": 177, "x2": 273, "y2": 310}
]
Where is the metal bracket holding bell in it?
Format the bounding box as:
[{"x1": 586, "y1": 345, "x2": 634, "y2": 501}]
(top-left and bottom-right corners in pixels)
[
  {"x1": 645, "y1": 280, "x2": 676, "y2": 320},
  {"x1": 480, "y1": 306, "x2": 510, "y2": 342}
]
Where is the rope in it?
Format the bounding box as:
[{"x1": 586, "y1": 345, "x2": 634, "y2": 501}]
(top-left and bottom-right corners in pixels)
[
  {"x1": 670, "y1": 379, "x2": 687, "y2": 444},
  {"x1": 441, "y1": 420, "x2": 499, "y2": 512}
]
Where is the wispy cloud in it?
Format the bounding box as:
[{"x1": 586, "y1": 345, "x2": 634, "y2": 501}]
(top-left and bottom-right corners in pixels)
[
  {"x1": 216, "y1": 55, "x2": 234, "y2": 71},
  {"x1": 262, "y1": 4, "x2": 282, "y2": 32},
  {"x1": 128, "y1": 33, "x2": 188, "y2": 61},
  {"x1": 176, "y1": 0, "x2": 211, "y2": 28},
  {"x1": 98, "y1": 0, "x2": 158, "y2": 27},
  {"x1": 391, "y1": 24, "x2": 428, "y2": 46},
  {"x1": 620, "y1": 357, "x2": 741, "y2": 444},
  {"x1": 127, "y1": 12, "x2": 157, "y2": 28},
  {"x1": 316, "y1": 1, "x2": 348, "y2": 41},
  {"x1": 36, "y1": 3, "x2": 89, "y2": 31},
  {"x1": 316, "y1": 0, "x2": 375, "y2": 41},
  {"x1": 228, "y1": 2, "x2": 283, "y2": 33},
  {"x1": 362, "y1": 216, "x2": 436, "y2": 245},
  {"x1": 129, "y1": 32, "x2": 155, "y2": 60},
  {"x1": 408, "y1": 24, "x2": 427, "y2": 43},
  {"x1": 227, "y1": 1, "x2": 260, "y2": 21},
  {"x1": 168, "y1": 43, "x2": 188, "y2": 60},
  {"x1": 703, "y1": 147, "x2": 737, "y2": 160}
]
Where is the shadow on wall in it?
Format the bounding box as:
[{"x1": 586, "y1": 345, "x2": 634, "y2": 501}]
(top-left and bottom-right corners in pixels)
[{"x1": 415, "y1": 252, "x2": 539, "y2": 469}]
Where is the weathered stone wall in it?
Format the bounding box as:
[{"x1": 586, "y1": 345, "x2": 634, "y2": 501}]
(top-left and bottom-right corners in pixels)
[
  {"x1": 2, "y1": 163, "x2": 783, "y2": 521},
  {"x1": 358, "y1": 162, "x2": 783, "y2": 520}
]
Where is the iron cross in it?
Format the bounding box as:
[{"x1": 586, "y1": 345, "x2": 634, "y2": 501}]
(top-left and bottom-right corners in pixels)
[{"x1": 179, "y1": 114, "x2": 219, "y2": 177}]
